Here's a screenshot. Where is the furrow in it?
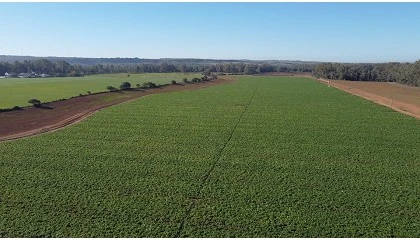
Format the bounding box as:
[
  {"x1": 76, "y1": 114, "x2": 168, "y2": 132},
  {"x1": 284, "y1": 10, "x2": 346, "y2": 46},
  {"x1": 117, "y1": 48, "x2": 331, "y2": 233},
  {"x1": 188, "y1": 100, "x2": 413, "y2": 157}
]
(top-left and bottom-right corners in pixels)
[{"x1": 173, "y1": 86, "x2": 259, "y2": 238}]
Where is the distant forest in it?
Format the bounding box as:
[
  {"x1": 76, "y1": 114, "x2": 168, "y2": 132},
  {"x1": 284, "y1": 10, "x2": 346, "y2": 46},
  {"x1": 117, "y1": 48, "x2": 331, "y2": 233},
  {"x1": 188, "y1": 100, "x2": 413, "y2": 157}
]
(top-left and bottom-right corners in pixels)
[
  {"x1": 1, "y1": 55, "x2": 419, "y2": 87},
  {"x1": 313, "y1": 61, "x2": 420, "y2": 87},
  {"x1": 0, "y1": 57, "x2": 315, "y2": 77}
]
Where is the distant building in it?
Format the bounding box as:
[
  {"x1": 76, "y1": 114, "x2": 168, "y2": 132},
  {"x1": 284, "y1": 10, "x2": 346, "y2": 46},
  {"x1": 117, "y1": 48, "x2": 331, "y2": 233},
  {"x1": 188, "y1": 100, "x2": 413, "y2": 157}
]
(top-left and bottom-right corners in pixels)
[
  {"x1": 6, "y1": 72, "x2": 17, "y2": 78},
  {"x1": 18, "y1": 73, "x2": 30, "y2": 78},
  {"x1": 40, "y1": 73, "x2": 50, "y2": 78},
  {"x1": 29, "y1": 71, "x2": 37, "y2": 78}
]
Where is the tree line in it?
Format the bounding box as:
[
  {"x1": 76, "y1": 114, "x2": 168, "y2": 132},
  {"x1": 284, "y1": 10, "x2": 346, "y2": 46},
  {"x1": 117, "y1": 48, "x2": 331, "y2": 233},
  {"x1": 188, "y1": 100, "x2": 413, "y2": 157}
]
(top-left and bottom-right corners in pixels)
[
  {"x1": 3, "y1": 58, "x2": 420, "y2": 87},
  {"x1": 313, "y1": 61, "x2": 420, "y2": 87},
  {"x1": 0, "y1": 59, "x2": 315, "y2": 77}
]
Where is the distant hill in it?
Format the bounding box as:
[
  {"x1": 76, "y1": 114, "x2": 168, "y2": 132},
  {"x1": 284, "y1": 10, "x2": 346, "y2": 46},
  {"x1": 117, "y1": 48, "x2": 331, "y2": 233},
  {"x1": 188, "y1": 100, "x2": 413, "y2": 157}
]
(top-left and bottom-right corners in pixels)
[{"x1": 0, "y1": 55, "x2": 321, "y2": 66}]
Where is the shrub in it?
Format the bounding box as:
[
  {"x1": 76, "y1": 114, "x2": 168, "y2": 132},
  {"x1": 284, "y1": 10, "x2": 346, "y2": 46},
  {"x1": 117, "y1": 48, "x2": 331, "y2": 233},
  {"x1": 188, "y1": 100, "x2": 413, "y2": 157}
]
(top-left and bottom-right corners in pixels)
[
  {"x1": 106, "y1": 86, "x2": 118, "y2": 92},
  {"x1": 183, "y1": 78, "x2": 188, "y2": 83},
  {"x1": 171, "y1": 80, "x2": 177, "y2": 85},
  {"x1": 0, "y1": 106, "x2": 23, "y2": 112},
  {"x1": 87, "y1": 91, "x2": 92, "y2": 95},
  {"x1": 136, "y1": 83, "x2": 141, "y2": 88},
  {"x1": 191, "y1": 77, "x2": 201, "y2": 83},
  {"x1": 120, "y1": 81, "x2": 131, "y2": 90},
  {"x1": 142, "y1": 82, "x2": 157, "y2": 89},
  {"x1": 28, "y1": 99, "x2": 41, "y2": 107}
]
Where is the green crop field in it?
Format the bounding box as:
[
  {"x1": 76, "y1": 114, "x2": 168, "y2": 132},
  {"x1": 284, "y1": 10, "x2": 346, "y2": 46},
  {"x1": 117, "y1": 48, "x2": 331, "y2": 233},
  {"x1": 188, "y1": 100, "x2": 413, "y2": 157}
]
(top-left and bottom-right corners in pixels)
[
  {"x1": 0, "y1": 76, "x2": 419, "y2": 237},
  {"x1": 0, "y1": 73, "x2": 202, "y2": 108}
]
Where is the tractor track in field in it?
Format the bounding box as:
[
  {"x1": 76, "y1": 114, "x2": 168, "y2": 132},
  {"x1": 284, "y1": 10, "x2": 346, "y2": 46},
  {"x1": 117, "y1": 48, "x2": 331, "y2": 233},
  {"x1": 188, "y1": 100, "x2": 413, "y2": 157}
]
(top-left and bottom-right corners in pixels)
[
  {"x1": 174, "y1": 86, "x2": 259, "y2": 238},
  {"x1": 0, "y1": 78, "x2": 236, "y2": 142}
]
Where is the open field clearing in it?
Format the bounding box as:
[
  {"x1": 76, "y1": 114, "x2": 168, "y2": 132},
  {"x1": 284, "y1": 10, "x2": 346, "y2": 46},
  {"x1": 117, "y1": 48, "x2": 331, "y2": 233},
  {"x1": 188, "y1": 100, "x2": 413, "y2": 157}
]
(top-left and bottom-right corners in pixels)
[
  {"x1": 0, "y1": 73, "x2": 202, "y2": 108},
  {"x1": 318, "y1": 79, "x2": 420, "y2": 119},
  {"x1": 0, "y1": 76, "x2": 419, "y2": 237}
]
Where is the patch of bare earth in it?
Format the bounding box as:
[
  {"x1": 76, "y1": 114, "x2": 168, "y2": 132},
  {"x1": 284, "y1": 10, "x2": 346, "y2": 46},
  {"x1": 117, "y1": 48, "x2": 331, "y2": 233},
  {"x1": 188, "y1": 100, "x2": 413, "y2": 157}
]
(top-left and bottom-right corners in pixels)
[
  {"x1": 317, "y1": 78, "x2": 420, "y2": 120},
  {"x1": 0, "y1": 78, "x2": 235, "y2": 142}
]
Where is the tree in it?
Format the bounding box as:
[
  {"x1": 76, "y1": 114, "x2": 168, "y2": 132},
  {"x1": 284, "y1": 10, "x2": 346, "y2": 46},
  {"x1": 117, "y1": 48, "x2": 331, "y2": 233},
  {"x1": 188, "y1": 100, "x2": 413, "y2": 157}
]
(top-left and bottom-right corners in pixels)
[
  {"x1": 120, "y1": 81, "x2": 131, "y2": 90},
  {"x1": 28, "y1": 99, "x2": 41, "y2": 107}
]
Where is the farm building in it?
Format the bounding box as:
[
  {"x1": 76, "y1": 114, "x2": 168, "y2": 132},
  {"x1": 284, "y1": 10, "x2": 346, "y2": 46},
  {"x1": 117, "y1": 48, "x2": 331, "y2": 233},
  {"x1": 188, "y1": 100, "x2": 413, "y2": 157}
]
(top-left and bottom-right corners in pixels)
[{"x1": 18, "y1": 73, "x2": 30, "y2": 78}]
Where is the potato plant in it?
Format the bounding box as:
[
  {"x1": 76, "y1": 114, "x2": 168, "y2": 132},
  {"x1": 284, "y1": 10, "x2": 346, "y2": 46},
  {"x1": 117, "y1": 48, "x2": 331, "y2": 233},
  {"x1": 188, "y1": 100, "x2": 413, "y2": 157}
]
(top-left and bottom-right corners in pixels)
[{"x1": 0, "y1": 76, "x2": 419, "y2": 237}]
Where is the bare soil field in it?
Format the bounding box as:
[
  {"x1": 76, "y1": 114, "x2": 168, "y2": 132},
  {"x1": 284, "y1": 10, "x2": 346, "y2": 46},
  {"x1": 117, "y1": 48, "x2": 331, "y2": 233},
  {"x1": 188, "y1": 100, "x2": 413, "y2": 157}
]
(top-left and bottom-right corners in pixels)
[
  {"x1": 318, "y1": 79, "x2": 420, "y2": 120},
  {"x1": 0, "y1": 78, "x2": 235, "y2": 142}
]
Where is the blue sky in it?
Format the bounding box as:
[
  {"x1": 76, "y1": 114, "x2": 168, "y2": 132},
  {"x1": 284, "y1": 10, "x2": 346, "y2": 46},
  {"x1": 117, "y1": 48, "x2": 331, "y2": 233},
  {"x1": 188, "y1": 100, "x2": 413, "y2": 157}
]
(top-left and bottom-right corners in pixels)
[{"x1": 1, "y1": 2, "x2": 420, "y2": 63}]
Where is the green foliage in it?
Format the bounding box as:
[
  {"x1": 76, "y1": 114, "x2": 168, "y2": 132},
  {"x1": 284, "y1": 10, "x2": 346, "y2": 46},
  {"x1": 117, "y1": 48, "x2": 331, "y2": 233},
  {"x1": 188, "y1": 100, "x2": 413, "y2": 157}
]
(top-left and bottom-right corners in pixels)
[
  {"x1": 183, "y1": 78, "x2": 188, "y2": 83},
  {"x1": 0, "y1": 106, "x2": 22, "y2": 113},
  {"x1": 28, "y1": 98, "x2": 41, "y2": 107},
  {"x1": 314, "y1": 61, "x2": 420, "y2": 86},
  {"x1": 106, "y1": 86, "x2": 118, "y2": 92},
  {"x1": 171, "y1": 80, "x2": 177, "y2": 85},
  {"x1": 142, "y1": 81, "x2": 157, "y2": 89},
  {"x1": 120, "y1": 81, "x2": 131, "y2": 90},
  {"x1": 1, "y1": 76, "x2": 419, "y2": 237},
  {"x1": 191, "y1": 77, "x2": 201, "y2": 83}
]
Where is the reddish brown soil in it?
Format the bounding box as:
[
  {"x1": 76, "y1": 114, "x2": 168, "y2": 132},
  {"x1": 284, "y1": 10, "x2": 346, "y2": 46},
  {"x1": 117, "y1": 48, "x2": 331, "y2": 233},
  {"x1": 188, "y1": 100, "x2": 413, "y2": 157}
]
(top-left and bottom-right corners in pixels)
[
  {"x1": 317, "y1": 78, "x2": 420, "y2": 120},
  {"x1": 0, "y1": 78, "x2": 235, "y2": 142}
]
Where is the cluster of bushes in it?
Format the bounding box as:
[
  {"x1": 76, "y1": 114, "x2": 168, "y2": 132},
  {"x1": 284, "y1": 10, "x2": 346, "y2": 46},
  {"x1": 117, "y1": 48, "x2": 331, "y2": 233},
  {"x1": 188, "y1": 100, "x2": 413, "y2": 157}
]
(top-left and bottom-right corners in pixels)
[
  {"x1": 141, "y1": 82, "x2": 158, "y2": 89},
  {"x1": 28, "y1": 99, "x2": 42, "y2": 107},
  {"x1": 1, "y1": 99, "x2": 45, "y2": 112},
  {"x1": 106, "y1": 81, "x2": 159, "y2": 92},
  {"x1": 190, "y1": 76, "x2": 209, "y2": 83},
  {"x1": 106, "y1": 86, "x2": 118, "y2": 92},
  {"x1": 0, "y1": 105, "x2": 23, "y2": 113}
]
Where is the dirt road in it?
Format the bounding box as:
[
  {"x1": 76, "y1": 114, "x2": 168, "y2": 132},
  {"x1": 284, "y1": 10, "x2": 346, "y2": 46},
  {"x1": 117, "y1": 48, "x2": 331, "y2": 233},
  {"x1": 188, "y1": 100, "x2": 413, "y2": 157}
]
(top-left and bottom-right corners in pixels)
[{"x1": 317, "y1": 78, "x2": 420, "y2": 120}]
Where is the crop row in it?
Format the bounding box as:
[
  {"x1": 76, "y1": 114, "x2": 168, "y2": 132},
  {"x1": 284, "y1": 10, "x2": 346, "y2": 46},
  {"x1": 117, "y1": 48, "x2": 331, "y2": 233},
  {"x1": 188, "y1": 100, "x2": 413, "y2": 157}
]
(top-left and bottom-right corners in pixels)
[{"x1": 0, "y1": 76, "x2": 419, "y2": 237}]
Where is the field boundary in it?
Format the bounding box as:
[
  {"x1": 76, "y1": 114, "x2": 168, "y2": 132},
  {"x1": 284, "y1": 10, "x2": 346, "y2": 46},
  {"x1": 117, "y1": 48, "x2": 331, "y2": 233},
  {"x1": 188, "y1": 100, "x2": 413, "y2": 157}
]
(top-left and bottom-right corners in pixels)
[
  {"x1": 314, "y1": 78, "x2": 420, "y2": 120},
  {"x1": 0, "y1": 78, "x2": 237, "y2": 142},
  {"x1": 173, "y1": 85, "x2": 259, "y2": 238}
]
